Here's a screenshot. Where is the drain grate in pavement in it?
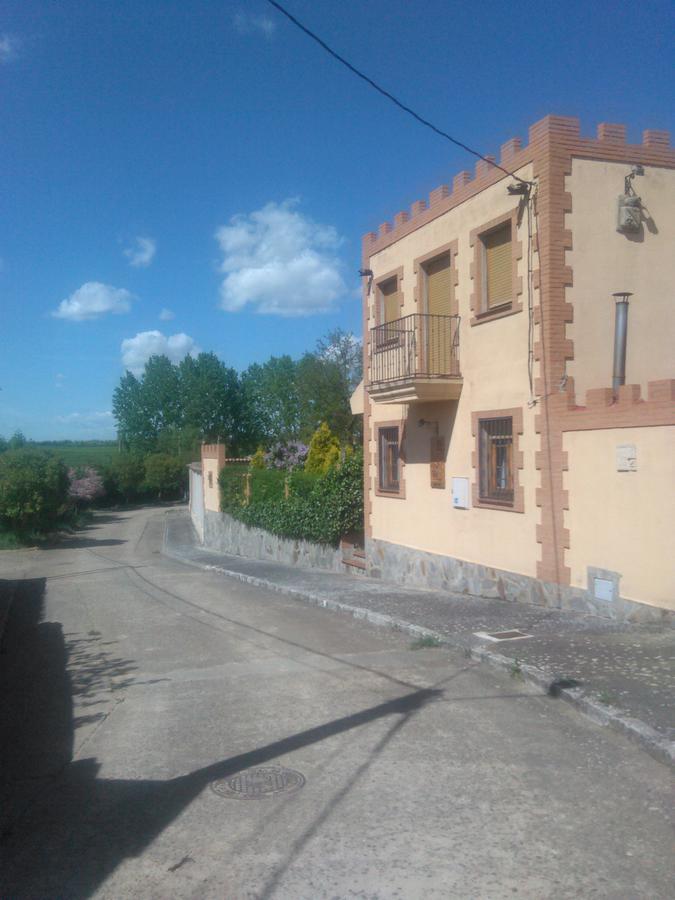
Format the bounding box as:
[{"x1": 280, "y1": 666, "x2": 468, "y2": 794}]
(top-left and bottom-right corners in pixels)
[
  {"x1": 211, "y1": 765, "x2": 306, "y2": 799},
  {"x1": 474, "y1": 629, "x2": 533, "y2": 642}
]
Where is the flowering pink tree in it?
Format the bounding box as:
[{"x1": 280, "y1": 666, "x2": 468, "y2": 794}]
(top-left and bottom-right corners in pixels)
[
  {"x1": 264, "y1": 441, "x2": 308, "y2": 471},
  {"x1": 68, "y1": 467, "x2": 105, "y2": 505}
]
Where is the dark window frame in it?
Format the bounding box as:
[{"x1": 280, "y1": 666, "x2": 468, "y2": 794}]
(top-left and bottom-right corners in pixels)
[
  {"x1": 378, "y1": 425, "x2": 401, "y2": 493},
  {"x1": 479, "y1": 220, "x2": 513, "y2": 313},
  {"x1": 472, "y1": 407, "x2": 524, "y2": 513},
  {"x1": 478, "y1": 416, "x2": 514, "y2": 504},
  {"x1": 469, "y1": 209, "x2": 523, "y2": 326}
]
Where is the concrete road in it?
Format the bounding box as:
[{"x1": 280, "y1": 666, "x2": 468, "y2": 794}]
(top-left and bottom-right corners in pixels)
[{"x1": 1, "y1": 507, "x2": 672, "y2": 899}]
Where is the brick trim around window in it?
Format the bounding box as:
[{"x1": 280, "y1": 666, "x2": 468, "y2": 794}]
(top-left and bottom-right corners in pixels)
[
  {"x1": 469, "y1": 208, "x2": 523, "y2": 325},
  {"x1": 471, "y1": 407, "x2": 524, "y2": 512},
  {"x1": 412, "y1": 240, "x2": 459, "y2": 316},
  {"x1": 374, "y1": 419, "x2": 406, "y2": 499}
]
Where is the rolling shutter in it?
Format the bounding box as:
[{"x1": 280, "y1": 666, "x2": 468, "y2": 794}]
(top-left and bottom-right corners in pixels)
[
  {"x1": 484, "y1": 224, "x2": 512, "y2": 308},
  {"x1": 425, "y1": 253, "x2": 452, "y2": 317},
  {"x1": 381, "y1": 277, "x2": 400, "y2": 323}
]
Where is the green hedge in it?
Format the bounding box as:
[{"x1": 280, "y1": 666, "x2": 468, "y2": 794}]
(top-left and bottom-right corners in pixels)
[
  {"x1": 0, "y1": 449, "x2": 70, "y2": 535},
  {"x1": 219, "y1": 453, "x2": 363, "y2": 546}
]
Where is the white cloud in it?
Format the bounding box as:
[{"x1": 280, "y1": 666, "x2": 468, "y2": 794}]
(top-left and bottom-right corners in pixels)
[
  {"x1": 159, "y1": 307, "x2": 175, "y2": 321},
  {"x1": 121, "y1": 330, "x2": 201, "y2": 375},
  {"x1": 0, "y1": 34, "x2": 19, "y2": 63},
  {"x1": 52, "y1": 410, "x2": 116, "y2": 438},
  {"x1": 56, "y1": 410, "x2": 113, "y2": 424},
  {"x1": 124, "y1": 236, "x2": 156, "y2": 268},
  {"x1": 233, "y1": 12, "x2": 276, "y2": 38},
  {"x1": 52, "y1": 282, "x2": 134, "y2": 321},
  {"x1": 215, "y1": 199, "x2": 347, "y2": 317}
]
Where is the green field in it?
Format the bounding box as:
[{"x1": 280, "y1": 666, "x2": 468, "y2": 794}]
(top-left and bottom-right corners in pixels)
[{"x1": 32, "y1": 442, "x2": 121, "y2": 469}]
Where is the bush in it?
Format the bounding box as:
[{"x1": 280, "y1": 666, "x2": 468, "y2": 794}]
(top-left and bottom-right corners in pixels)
[
  {"x1": 219, "y1": 451, "x2": 363, "y2": 546},
  {"x1": 143, "y1": 453, "x2": 186, "y2": 499},
  {"x1": 250, "y1": 447, "x2": 266, "y2": 469},
  {"x1": 0, "y1": 449, "x2": 70, "y2": 534},
  {"x1": 103, "y1": 454, "x2": 146, "y2": 503},
  {"x1": 288, "y1": 469, "x2": 320, "y2": 500},
  {"x1": 300, "y1": 452, "x2": 364, "y2": 544},
  {"x1": 219, "y1": 465, "x2": 248, "y2": 509},
  {"x1": 305, "y1": 422, "x2": 341, "y2": 475}
]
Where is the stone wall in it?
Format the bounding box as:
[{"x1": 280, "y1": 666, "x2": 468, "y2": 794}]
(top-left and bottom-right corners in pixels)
[
  {"x1": 366, "y1": 537, "x2": 674, "y2": 625},
  {"x1": 203, "y1": 510, "x2": 346, "y2": 573}
]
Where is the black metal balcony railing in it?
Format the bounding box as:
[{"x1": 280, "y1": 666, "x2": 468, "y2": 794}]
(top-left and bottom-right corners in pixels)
[{"x1": 370, "y1": 314, "x2": 460, "y2": 385}]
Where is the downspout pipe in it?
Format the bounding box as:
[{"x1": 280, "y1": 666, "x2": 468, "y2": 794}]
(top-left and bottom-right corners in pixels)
[{"x1": 611, "y1": 292, "x2": 633, "y2": 395}]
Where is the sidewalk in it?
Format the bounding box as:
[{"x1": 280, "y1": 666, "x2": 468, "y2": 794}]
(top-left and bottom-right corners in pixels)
[{"x1": 164, "y1": 511, "x2": 674, "y2": 767}]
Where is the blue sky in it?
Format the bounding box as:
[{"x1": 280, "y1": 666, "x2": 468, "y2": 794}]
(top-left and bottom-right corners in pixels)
[{"x1": 1, "y1": 0, "x2": 673, "y2": 439}]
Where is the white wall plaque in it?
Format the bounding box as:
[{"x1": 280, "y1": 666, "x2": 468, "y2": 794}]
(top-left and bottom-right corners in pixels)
[{"x1": 616, "y1": 444, "x2": 637, "y2": 472}]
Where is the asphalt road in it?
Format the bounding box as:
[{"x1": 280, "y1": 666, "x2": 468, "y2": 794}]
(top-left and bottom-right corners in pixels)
[{"x1": 1, "y1": 506, "x2": 673, "y2": 899}]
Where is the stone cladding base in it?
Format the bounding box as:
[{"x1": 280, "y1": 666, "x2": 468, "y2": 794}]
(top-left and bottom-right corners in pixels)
[
  {"x1": 366, "y1": 538, "x2": 674, "y2": 626},
  {"x1": 203, "y1": 510, "x2": 346, "y2": 573}
]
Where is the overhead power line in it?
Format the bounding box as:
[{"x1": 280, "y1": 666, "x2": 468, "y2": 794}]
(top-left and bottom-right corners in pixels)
[{"x1": 265, "y1": 0, "x2": 530, "y2": 185}]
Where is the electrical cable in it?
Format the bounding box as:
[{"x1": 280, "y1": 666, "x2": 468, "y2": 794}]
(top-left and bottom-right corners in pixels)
[
  {"x1": 526, "y1": 186, "x2": 537, "y2": 406},
  {"x1": 265, "y1": 0, "x2": 532, "y2": 186}
]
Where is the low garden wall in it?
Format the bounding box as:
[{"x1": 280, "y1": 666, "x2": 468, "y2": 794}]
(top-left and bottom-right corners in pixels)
[{"x1": 202, "y1": 509, "x2": 345, "y2": 573}]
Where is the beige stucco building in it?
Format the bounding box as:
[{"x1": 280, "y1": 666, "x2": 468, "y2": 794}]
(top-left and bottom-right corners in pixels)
[{"x1": 357, "y1": 115, "x2": 675, "y2": 620}]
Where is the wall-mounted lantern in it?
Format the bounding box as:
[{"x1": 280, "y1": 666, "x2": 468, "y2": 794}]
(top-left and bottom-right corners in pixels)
[{"x1": 616, "y1": 165, "x2": 644, "y2": 234}]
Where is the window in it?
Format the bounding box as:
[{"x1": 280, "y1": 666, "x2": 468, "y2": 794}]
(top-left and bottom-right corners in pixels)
[
  {"x1": 422, "y1": 252, "x2": 453, "y2": 374},
  {"x1": 470, "y1": 213, "x2": 522, "y2": 325},
  {"x1": 380, "y1": 276, "x2": 400, "y2": 324},
  {"x1": 375, "y1": 275, "x2": 402, "y2": 350},
  {"x1": 478, "y1": 417, "x2": 513, "y2": 504},
  {"x1": 208, "y1": 471, "x2": 213, "y2": 489},
  {"x1": 378, "y1": 426, "x2": 400, "y2": 492},
  {"x1": 481, "y1": 222, "x2": 512, "y2": 310}
]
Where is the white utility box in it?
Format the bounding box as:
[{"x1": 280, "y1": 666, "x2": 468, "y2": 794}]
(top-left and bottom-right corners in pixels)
[
  {"x1": 593, "y1": 577, "x2": 615, "y2": 602},
  {"x1": 451, "y1": 477, "x2": 470, "y2": 509}
]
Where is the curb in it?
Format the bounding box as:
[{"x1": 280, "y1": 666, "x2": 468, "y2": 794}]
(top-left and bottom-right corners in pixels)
[{"x1": 163, "y1": 534, "x2": 675, "y2": 770}]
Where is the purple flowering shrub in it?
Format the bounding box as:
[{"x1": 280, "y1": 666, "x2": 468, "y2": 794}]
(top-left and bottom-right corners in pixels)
[
  {"x1": 264, "y1": 441, "x2": 308, "y2": 471},
  {"x1": 68, "y1": 467, "x2": 105, "y2": 505}
]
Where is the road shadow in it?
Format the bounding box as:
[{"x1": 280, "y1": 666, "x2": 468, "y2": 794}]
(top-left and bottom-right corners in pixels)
[
  {"x1": 1, "y1": 577, "x2": 440, "y2": 897},
  {"x1": 87, "y1": 513, "x2": 125, "y2": 525},
  {"x1": 47, "y1": 537, "x2": 127, "y2": 550},
  {"x1": 0, "y1": 578, "x2": 68, "y2": 784}
]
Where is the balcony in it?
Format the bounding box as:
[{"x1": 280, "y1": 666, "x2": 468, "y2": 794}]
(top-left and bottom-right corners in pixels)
[{"x1": 369, "y1": 314, "x2": 462, "y2": 404}]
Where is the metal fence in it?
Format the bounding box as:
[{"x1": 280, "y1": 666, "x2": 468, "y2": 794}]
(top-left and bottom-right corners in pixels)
[{"x1": 370, "y1": 314, "x2": 460, "y2": 385}]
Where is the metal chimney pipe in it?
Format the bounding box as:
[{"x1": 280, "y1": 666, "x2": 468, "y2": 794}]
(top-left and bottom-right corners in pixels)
[{"x1": 611, "y1": 292, "x2": 633, "y2": 395}]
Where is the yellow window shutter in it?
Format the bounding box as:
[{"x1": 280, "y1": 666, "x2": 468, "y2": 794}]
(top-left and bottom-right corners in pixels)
[
  {"x1": 484, "y1": 224, "x2": 512, "y2": 308},
  {"x1": 381, "y1": 278, "x2": 400, "y2": 323},
  {"x1": 425, "y1": 253, "x2": 452, "y2": 316}
]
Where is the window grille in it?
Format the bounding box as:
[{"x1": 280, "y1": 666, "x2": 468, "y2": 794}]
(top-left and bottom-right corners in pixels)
[
  {"x1": 378, "y1": 426, "x2": 400, "y2": 492},
  {"x1": 479, "y1": 417, "x2": 513, "y2": 503}
]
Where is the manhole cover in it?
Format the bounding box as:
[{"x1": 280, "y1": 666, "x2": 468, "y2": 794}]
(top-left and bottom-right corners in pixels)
[
  {"x1": 474, "y1": 629, "x2": 532, "y2": 642},
  {"x1": 211, "y1": 765, "x2": 306, "y2": 799}
]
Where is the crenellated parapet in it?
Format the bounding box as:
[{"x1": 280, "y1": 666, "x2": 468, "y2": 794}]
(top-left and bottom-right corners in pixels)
[
  {"x1": 201, "y1": 443, "x2": 226, "y2": 467},
  {"x1": 362, "y1": 115, "x2": 674, "y2": 257}
]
